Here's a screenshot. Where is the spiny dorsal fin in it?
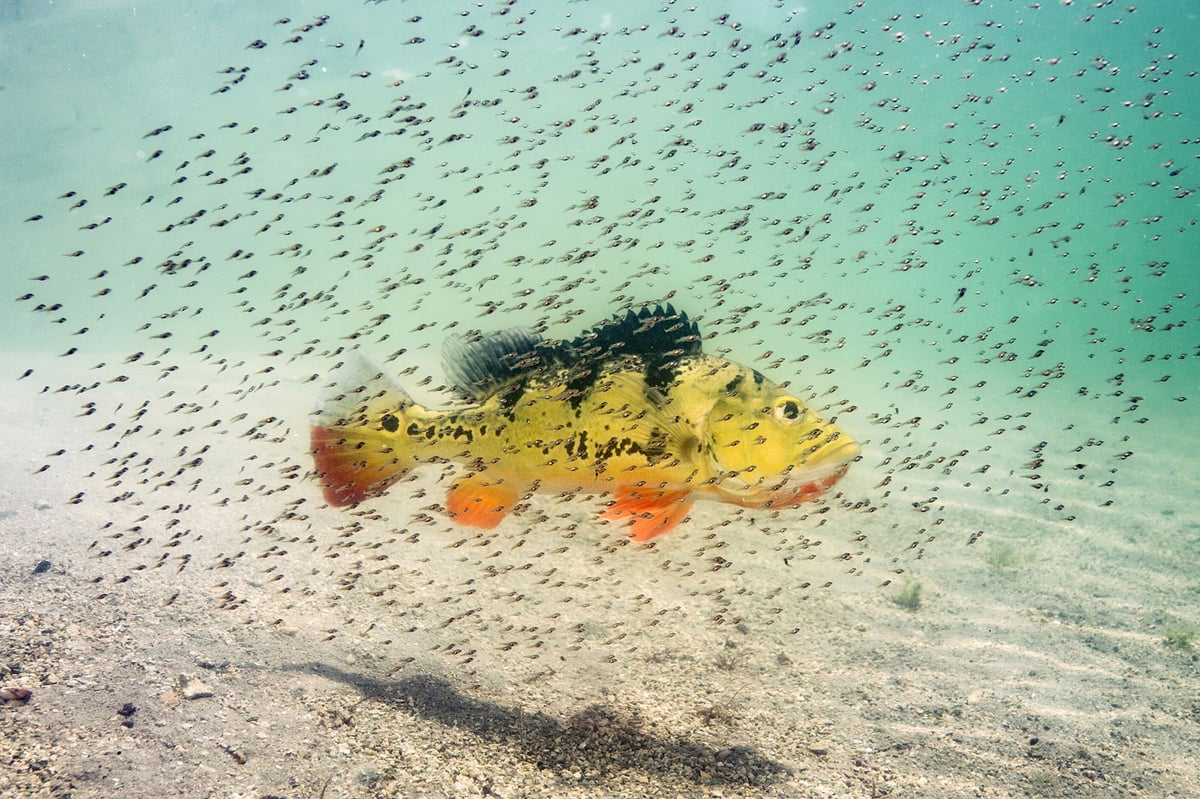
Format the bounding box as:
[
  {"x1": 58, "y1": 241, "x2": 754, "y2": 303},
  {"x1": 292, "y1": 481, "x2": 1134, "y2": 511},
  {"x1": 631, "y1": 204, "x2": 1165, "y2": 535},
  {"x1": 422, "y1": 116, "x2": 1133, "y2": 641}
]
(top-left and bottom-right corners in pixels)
[
  {"x1": 564, "y1": 304, "x2": 703, "y2": 394},
  {"x1": 566, "y1": 304, "x2": 702, "y2": 364},
  {"x1": 441, "y1": 304, "x2": 704, "y2": 401}
]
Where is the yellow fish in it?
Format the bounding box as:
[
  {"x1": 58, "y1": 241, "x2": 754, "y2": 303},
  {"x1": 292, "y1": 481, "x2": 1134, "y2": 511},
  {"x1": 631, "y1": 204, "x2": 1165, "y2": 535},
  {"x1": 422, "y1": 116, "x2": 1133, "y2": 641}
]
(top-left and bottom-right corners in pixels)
[{"x1": 311, "y1": 305, "x2": 859, "y2": 540}]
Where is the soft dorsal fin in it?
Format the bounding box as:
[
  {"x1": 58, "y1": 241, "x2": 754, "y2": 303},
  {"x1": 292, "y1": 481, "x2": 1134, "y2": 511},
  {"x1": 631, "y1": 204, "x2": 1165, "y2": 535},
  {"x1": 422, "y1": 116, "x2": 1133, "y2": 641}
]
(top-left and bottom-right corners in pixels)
[{"x1": 442, "y1": 327, "x2": 544, "y2": 401}]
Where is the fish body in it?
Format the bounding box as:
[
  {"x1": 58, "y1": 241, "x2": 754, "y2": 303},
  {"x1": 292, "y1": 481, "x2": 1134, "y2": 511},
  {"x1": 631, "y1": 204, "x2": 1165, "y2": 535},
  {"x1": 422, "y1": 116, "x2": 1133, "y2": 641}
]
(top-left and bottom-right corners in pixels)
[{"x1": 311, "y1": 305, "x2": 859, "y2": 540}]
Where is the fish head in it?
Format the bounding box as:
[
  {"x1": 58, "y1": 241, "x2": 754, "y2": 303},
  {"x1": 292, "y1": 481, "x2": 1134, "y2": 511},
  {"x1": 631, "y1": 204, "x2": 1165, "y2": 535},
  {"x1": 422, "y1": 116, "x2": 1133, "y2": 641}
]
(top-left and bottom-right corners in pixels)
[{"x1": 701, "y1": 367, "x2": 859, "y2": 509}]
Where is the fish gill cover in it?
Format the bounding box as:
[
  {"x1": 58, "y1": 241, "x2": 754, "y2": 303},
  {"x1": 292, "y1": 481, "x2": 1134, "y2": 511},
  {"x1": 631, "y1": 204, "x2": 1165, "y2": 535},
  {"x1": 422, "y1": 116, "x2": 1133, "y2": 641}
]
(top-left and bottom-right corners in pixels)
[{"x1": 0, "y1": 0, "x2": 1197, "y2": 792}]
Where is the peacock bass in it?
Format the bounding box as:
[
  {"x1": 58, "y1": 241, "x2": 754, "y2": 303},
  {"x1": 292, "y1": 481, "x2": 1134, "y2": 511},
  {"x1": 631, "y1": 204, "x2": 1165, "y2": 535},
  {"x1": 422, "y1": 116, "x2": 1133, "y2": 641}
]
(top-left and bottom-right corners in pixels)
[{"x1": 310, "y1": 305, "x2": 859, "y2": 540}]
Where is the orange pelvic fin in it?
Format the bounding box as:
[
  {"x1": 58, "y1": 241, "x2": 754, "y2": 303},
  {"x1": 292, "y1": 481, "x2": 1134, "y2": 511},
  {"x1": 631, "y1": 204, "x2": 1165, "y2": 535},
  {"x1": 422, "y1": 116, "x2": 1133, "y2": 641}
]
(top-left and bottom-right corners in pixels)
[
  {"x1": 446, "y1": 479, "x2": 520, "y2": 528},
  {"x1": 601, "y1": 487, "x2": 693, "y2": 541}
]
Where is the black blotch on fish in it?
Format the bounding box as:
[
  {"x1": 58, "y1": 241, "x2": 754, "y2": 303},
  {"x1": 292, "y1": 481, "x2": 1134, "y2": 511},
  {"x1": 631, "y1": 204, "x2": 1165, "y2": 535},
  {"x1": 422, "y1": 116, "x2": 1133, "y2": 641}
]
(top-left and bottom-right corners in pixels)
[{"x1": 443, "y1": 305, "x2": 701, "y2": 411}]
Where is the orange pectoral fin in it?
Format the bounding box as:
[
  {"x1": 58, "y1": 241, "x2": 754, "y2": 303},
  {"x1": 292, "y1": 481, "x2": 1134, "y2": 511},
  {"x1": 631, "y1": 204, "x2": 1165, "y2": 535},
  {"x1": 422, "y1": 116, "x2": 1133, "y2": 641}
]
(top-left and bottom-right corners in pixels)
[
  {"x1": 446, "y1": 479, "x2": 520, "y2": 529},
  {"x1": 601, "y1": 487, "x2": 693, "y2": 542}
]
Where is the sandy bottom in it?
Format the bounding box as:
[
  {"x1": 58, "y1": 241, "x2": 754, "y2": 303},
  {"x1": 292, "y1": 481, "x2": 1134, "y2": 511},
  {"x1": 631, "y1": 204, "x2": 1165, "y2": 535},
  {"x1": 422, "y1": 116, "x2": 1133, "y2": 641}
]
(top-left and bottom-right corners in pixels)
[{"x1": 2, "y1": 356, "x2": 1198, "y2": 799}]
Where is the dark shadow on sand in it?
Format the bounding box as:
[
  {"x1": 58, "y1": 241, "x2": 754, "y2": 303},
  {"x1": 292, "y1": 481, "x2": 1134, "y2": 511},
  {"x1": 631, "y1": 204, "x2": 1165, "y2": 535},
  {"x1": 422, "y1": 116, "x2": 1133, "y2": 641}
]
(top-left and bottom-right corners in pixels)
[{"x1": 284, "y1": 662, "x2": 792, "y2": 787}]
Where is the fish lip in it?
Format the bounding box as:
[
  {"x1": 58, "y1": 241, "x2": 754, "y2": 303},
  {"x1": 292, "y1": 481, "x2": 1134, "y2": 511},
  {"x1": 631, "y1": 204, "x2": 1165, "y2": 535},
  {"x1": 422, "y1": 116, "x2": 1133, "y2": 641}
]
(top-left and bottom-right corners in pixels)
[{"x1": 817, "y1": 440, "x2": 862, "y2": 470}]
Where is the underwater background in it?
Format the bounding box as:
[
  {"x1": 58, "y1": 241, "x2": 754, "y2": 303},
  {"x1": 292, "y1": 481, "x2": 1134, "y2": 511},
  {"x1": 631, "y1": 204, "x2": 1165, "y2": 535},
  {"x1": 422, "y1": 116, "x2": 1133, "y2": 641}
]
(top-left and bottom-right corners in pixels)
[{"x1": 1, "y1": 1, "x2": 1197, "y2": 797}]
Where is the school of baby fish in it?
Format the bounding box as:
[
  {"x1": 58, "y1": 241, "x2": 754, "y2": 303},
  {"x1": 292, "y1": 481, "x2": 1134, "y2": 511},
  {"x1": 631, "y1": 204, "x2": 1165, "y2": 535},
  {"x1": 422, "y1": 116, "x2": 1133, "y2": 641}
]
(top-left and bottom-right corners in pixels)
[{"x1": 8, "y1": 0, "x2": 1195, "y2": 668}]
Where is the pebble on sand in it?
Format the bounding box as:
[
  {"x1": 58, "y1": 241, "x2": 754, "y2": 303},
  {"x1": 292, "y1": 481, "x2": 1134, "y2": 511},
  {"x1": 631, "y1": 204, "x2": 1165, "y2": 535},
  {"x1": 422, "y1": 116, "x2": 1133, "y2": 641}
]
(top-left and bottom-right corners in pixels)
[{"x1": 176, "y1": 674, "x2": 214, "y2": 700}]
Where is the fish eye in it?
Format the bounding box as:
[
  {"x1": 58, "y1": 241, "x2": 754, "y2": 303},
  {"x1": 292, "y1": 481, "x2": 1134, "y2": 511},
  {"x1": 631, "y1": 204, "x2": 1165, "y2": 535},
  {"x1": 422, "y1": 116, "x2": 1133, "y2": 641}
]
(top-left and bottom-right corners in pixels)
[{"x1": 773, "y1": 398, "x2": 804, "y2": 424}]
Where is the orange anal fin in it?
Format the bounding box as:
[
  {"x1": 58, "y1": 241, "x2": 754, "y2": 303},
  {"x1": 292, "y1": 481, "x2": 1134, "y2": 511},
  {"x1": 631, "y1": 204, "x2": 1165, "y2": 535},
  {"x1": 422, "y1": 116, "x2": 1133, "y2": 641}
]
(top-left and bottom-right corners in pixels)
[
  {"x1": 446, "y1": 479, "x2": 520, "y2": 529},
  {"x1": 601, "y1": 488, "x2": 693, "y2": 541},
  {"x1": 311, "y1": 425, "x2": 406, "y2": 507}
]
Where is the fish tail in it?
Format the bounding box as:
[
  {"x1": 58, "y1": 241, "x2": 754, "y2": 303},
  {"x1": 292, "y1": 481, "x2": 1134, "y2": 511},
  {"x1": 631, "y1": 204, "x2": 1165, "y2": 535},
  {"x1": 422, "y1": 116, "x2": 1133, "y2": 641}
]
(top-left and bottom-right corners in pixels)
[{"x1": 310, "y1": 352, "x2": 421, "y2": 507}]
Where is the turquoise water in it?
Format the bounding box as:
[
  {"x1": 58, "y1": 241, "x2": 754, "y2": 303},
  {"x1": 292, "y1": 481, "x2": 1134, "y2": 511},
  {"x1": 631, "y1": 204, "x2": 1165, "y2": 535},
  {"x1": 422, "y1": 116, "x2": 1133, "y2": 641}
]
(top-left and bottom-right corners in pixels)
[{"x1": 1, "y1": 1, "x2": 1197, "y2": 796}]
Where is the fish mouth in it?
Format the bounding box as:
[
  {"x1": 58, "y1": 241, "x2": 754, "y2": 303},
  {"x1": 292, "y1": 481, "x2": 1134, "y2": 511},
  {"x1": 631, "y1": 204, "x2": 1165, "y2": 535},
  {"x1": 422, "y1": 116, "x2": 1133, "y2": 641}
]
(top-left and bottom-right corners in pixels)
[{"x1": 717, "y1": 440, "x2": 861, "y2": 509}]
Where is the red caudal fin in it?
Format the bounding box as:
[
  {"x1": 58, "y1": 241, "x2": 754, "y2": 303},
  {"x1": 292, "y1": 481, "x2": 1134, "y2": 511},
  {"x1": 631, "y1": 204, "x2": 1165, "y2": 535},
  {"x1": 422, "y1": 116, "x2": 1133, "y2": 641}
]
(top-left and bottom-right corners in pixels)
[
  {"x1": 310, "y1": 352, "x2": 419, "y2": 507},
  {"x1": 310, "y1": 424, "x2": 409, "y2": 506},
  {"x1": 601, "y1": 486, "x2": 693, "y2": 541}
]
